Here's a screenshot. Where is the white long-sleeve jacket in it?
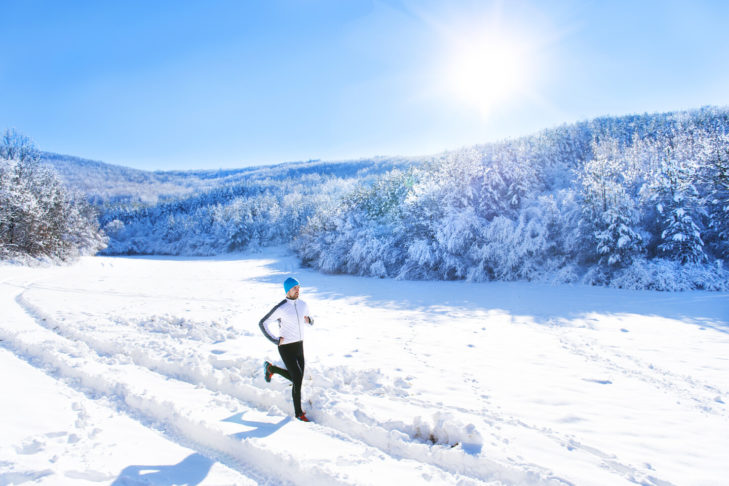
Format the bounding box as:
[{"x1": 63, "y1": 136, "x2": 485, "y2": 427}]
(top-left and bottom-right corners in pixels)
[{"x1": 259, "y1": 298, "x2": 313, "y2": 345}]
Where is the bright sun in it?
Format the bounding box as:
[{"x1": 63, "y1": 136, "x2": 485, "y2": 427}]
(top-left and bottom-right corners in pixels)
[{"x1": 443, "y1": 31, "x2": 531, "y2": 117}]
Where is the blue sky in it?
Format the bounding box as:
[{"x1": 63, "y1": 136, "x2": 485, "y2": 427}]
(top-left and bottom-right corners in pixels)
[{"x1": 2, "y1": 0, "x2": 729, "y2": 170}]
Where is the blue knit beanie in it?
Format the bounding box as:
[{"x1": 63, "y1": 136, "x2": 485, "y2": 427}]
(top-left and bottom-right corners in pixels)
[{"x1": 284, "y1": 277, "x2": 300, "y2": 294}]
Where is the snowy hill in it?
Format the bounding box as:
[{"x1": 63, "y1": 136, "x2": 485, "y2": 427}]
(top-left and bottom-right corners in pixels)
[
  {"x1": 39, "y1": 152, "x2": 203, "y2": 205},
  {"x1": 2, "y1": 250, "x2": 728, "y2": 484},
  {"x1": 295, "y1": 107, "x2": 729, "y2": 289},
  {"x1": 40, "y1": 152, "x2": 420, "y2": 206},
  {"x1": 36, "y1": 107, "x2": 729, "y2": 291}
]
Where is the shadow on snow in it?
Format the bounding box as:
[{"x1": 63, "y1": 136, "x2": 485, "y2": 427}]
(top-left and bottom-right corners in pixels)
[
  {"x1": 108, "y1": 249, "x2": 729, "y2": 331},
  {"x1": 111, "y1": 413, "x2": 289, "y2": 485}
]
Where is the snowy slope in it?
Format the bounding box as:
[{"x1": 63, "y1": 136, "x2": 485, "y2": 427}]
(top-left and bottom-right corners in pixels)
[
  {"x1": 39, "y1": 151, "x2": 418, "y2": 205},
  {"x1": 1, "y1": 249, "x2": 728, "y2": 485}
]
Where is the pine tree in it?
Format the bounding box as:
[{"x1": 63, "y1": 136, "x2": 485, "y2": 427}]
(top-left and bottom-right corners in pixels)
[
  {"x1": 649, "y1": 139, "x2": 707, "y2": 263},
  {"x1": 595, "y1": 206, "x2": 644, "y2": 267},
  {"x1": 579, "y1": 138, "x2": 643, "y2": 268},
  {"x1": 704, "y1": 139, "x2": 729, "y2": 258}
]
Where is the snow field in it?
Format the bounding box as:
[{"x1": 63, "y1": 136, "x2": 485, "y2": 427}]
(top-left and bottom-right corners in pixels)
[
  {"x1": 2, "y1": 293, "x2": 501, "y2": 485},
  {"x1": 1, "y1": 300, "x2": 490, "y2": 486},
  {"x1": 1, "y1": 261, "x2": 518, "y2": 485},
  {"x1": 2, "y1": 249, "x2": 728, "y2": 485}
]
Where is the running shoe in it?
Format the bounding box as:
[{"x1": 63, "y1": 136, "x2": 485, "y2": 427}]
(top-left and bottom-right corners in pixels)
[{"x1": 263, "y1": 361, "x2": 273, "y2": 383}]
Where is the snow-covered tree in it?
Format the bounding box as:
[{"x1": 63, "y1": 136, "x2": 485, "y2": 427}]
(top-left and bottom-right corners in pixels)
[
  {"x1": 0, "y1": 129, "x2": 106, "y2": 260},
  {"x1": 579, "y1": 138, "x2": 643, "y2": 268},
  {"x1": 641, "y1": 135, "x2": 707, "y2": 263},
  {"x1": 703, "y1": 137, "x2": 729, "y2": 258}
]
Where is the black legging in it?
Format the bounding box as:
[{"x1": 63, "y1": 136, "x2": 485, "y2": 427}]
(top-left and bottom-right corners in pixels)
[{"x1": 269, "y1": 341, "x2": 305, "y2": 416}]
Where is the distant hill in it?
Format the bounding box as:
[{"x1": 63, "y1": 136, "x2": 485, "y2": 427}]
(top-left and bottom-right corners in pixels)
[{"x1": 39, "y1": 152, "x2": 423, "y2": 206}]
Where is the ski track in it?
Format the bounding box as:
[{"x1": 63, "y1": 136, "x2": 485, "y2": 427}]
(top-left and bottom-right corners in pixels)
[
  {"x1": 4, "y1": 284, "x2": 689, "y2": 486},
  {"x1": 3, "y1": 284, "x2": 566, "y2": 486},
  {"x1": 4, "y1": 295, "x2": 312, "y2": 485}
]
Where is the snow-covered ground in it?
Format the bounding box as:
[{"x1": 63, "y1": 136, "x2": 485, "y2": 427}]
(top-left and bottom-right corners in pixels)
[{"x1": 1, "y1": 248, "x2": 728, "y2": 486}]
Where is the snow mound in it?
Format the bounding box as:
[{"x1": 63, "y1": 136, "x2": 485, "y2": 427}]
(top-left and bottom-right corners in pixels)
[{"x1": 409, "y1": 412, "x2": 483, "y2": 455}]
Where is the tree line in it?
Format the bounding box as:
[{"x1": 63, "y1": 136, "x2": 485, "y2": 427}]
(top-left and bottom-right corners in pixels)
[{"x1": 5, "y1": 106, "x2": 728, "y2": 291}]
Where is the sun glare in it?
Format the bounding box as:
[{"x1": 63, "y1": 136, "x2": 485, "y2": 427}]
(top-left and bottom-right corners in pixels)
[
  {"x1": 414, "y1": 2, "x2": 548, "y2": 121},
  {"x1": 444, "y1": 31, "x2": 531, "y2": 118}
]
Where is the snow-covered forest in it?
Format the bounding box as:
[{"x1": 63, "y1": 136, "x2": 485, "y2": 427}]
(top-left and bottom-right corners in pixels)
[
  {"x1": 5, "y1": 107, "x2": 729, "y2": 290},
  {"x1": 95, "y1": 158, "x2": 416, "y2": 255},
  {"x1": 297, "y1": 107, "x2": 729, "y2": 290},
  {"x1": 92, "y1": 107, "x2": 729, "y2": 291},
  {"x1": 40, "y1": 153, "x2": 411, "y2": 207},
  {"x1": 0, "y1": 130, "x2": 106, "y2": 262}
]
